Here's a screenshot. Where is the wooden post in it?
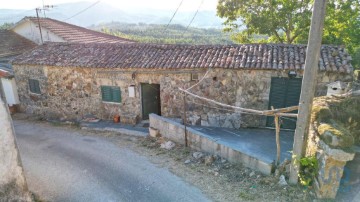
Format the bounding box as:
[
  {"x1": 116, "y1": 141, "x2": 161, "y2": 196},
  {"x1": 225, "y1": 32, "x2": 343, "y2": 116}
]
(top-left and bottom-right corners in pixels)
[
  {"x1": 274, "y1": 115, "x2": 280, "y2": 166},
  {"x1": 272, "y1": 106, "x2": 281, "y2": 166},
  {"x1": 183, "y1": 93, "x2": 188, "y2": 147},
  {"x1": 273, "y1": 115, "x2": 281, "y2": 166},
  {"x1": 289, "y1": 0, "x2": 327, "y2": 184}
]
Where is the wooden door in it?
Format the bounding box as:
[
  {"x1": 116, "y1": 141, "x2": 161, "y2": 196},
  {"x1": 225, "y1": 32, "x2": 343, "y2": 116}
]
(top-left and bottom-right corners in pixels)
[
  {"x1": 266, "y1": 77, "x2": 302, "y2": 129},
  {"x1": 141, "y1": 83, "x2": 161, "y2": 120}
]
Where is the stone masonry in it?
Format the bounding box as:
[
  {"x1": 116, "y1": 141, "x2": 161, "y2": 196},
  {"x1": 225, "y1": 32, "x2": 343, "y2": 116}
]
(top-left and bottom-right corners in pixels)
[{"x1": 13, "y1": 65, "x2": 352, "y2": 128}]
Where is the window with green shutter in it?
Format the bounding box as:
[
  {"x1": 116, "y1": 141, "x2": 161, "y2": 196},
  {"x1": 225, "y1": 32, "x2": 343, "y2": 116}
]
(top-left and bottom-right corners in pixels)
[
  {"x1": 28, "y1": 79, "x2": 41, "y2": 94},
  {"x1": 101, "y1": 86, "x2": 121, "y2": 103}
]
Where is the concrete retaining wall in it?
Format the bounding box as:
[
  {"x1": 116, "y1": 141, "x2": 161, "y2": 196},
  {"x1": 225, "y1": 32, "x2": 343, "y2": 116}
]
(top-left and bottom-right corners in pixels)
[{"x1": 149, "y1": 113, "x2": 272, "y2": 174}]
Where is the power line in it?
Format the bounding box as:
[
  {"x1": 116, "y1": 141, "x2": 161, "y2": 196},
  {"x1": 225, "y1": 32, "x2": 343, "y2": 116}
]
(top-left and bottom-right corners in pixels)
[
  {"x1": 63, "y1": 0, "x2": 101, "y2": 21},
  {"x1": 182, "y1": 0, "x2": 204, "y2": 36},
  {"x1": 164, "y1": 0, "x2": 184, "y2": 31}
]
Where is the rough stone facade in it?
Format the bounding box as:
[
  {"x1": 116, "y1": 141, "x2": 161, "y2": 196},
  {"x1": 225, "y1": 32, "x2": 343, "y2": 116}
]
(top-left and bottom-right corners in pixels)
[{"x1": 13, "y1": 65, "x2": 352, "y2": 128}]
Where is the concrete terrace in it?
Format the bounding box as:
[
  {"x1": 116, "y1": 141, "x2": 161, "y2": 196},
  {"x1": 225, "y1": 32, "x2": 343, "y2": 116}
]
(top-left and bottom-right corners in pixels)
[
  {"x1": 150, "y1": 114, "x2": 294, "y2": 174},
  {"x1": 189, "y1": 126, "x2": 294, "y2": 165},
  {"x1": 79, "y1": 115, "x2": 295, "y2": 175}
]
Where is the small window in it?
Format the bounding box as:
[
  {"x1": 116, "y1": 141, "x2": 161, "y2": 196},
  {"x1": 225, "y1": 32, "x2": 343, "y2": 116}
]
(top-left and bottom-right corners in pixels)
[
  {"x1": 29, "y1": 79, "x2": 41, "y2": 94},
  {"x1": 101, "y1": 86, "x2": 121, "y2": 103},
  {"x1": 191, "y1": 73, "x2": 199, "y2": 81}
]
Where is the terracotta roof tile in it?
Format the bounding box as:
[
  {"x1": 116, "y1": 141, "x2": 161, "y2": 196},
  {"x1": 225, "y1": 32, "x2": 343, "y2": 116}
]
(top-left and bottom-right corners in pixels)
[
  {"x1": 0, "y1": 30, "x2": 36, "y2": 57},
  {"x1": 24, "y1": 17, "x2": 135, "y2": 44},
  {"x1": 12, "y1": 42, "x2": 353, "y2": 73}
]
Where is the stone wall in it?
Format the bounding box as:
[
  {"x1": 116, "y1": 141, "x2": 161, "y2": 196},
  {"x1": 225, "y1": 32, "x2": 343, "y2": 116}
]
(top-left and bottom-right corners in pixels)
[
  {"x1": 14, "y1": 65, "x2": 48, "y2": 116},
  {"x1": 306, "y1": 95, "x2": 359, "y2": 199},
  {"x1": 13, "y1": 65, "x2": 352, "y2": 128}
]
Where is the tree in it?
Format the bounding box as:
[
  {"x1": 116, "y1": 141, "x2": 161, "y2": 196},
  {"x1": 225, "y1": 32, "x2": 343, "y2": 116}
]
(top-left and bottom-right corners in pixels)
[
  {"x1": 217, "y1": 0, "x2": 359, "y2": 45},
  {"x1": 217, "y1": 0, "x2": 313, "y2": 44},
  {"x1": 321, "y1": 0, "x2": 360, "y2": 55},
  {"x1": 217, "y1": 0, "x2": 360, "y2": 68},
  {"x1": 0, "y1": 23, "x2": 14, "y2": 30}
]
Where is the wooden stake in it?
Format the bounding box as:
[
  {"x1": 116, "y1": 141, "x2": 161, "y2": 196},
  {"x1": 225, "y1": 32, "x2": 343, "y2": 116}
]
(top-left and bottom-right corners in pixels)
[
  {"x1": 274, "y1": 115, "x2": 281, "y2": 166},
  {"x1": 183, "y1": 93, "x2": 188, "y2": 147},
  {"x1": 289, "y1": 0, "x2": 327, "y2": 184},
  {"x1": 272, "y1": 107, "x2": 281, "y2": 166}
]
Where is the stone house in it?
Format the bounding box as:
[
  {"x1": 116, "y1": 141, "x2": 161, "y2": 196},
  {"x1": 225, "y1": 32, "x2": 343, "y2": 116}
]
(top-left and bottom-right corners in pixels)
[
  {"x1": 0, "y1": 30, "x2": 36, "y2": 109},
  {"x1": 11, "y1": 17, "x2": 134, "y2": 44},
  {"x1": 12, "y1": 42, "x2": 353, "y2": 129}
]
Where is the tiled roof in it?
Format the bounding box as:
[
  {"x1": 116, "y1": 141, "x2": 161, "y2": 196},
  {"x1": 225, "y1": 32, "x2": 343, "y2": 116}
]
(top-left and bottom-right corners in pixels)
[
  {"x1": 22, "y1": 17, "x2": 135, "y2": 44},
  {"x1": 0, "y1": 30, "x2": 36, "y2": 58},
  {"x1": 0, "y1": 65, "x2": 13, "y2": 77},
  {"x1": 12, "y1": 42, "x2": 353, "y2": 73}
]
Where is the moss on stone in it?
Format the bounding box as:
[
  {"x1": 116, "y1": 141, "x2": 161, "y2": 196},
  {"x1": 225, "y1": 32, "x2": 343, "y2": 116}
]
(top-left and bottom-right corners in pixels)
[
  {"x1": 317, "y1": 122, "x2": 354, "y2": 148},
  {"x1": 311, "y1": 96, "x2": 360, "y2": 149}
]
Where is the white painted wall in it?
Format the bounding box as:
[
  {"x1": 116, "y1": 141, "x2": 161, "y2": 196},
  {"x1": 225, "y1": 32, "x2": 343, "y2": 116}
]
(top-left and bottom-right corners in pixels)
[
  {"x1": 12, "y1": 20, "x2": 65, "y2": 44},
  {"x1": 1, "y1": 78, "x2": 20, "y2": 106},
  {"x1": 0, "y1": 96, "x2": 31, "y2": 201}
]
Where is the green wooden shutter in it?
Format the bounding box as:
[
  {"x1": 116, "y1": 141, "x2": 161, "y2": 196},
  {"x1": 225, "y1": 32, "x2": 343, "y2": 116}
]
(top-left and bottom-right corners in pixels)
[
  {"x1": 29, "y1": 79, "x2": 40, "y2": 94},
  {"x1": 28, "y1": 79, "x2": 34, "y2": 92},
  {"x1": 266, "y1": 78, "x2": 287, "y2": 128},
  {"x1": 266, "y1": 77, "x2": 302, "y2": 129},
  {"x1": 34, "y1": 80, "x2": 40, "y2": 94},
  {"x1": 101, "y1": 86, "x2": 121, "y2": 103},
  {"x1": 101, "y1": 86, "x2": 112, "y2": 102},
  {"x1": 282, "y1": 78, "x2": 302, "y2": 129},
  {"x1": 111, "y1": 87, "x2": 121, "y2": 103}
]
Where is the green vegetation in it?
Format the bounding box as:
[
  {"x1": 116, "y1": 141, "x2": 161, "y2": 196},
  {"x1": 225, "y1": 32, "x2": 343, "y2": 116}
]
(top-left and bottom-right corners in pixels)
[
  {"x1": 298, "y1": 156, "x2": 319, "y2": 187},
  {"x1": 217, "y1": 0, "x2": 360, "y2": 68},
  {"x1": 90, "y1": 22, "x2": 234, "y2": 45},
  {"x1": 0, "y1": 22, "x2": 14, "y2": 30}
]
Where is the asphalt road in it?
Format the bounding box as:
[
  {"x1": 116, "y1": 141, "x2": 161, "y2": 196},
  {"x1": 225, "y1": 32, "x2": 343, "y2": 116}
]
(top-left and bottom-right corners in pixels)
[{"x1": 14, "y1": 120, "x2": 210, "y2": 202}]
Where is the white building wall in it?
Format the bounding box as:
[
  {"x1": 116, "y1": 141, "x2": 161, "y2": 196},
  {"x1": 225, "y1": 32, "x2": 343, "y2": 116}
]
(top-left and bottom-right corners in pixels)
[
  {"x1": 1, "y1": 78, "x2": 20, "y2": 106},
  {"x1": 12, "y1": 20, "x2": 65, "y2": 44}
]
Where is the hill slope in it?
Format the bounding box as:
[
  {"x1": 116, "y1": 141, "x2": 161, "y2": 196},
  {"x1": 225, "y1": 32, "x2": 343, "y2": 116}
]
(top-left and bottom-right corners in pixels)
[{"x1": 90, "y1": 22, "x2": 233, "y2": 45}]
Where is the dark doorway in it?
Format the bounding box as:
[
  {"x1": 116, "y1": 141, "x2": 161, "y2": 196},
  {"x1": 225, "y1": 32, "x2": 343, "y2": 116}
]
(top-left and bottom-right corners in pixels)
[
  {"x1": 266, "y1": 77, "x2": 302, "y2": 130},
  {"x1": 141, "y1": 83, "x2": 161, "y2": 120}
]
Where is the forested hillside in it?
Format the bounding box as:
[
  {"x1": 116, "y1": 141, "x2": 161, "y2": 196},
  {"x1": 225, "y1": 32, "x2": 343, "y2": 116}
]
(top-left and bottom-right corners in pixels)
[{"x1": 89, "y1": 22, "x2": 234, "y2": 45}]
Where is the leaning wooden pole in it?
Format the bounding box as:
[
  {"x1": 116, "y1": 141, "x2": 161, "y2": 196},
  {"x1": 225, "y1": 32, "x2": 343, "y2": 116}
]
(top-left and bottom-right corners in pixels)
[
  {"x1": 289, "y1": 0, "x2": 327, "y2": 184},
  {"x1": 183, "y1": 93, "x2": 188, "y2": 147}
]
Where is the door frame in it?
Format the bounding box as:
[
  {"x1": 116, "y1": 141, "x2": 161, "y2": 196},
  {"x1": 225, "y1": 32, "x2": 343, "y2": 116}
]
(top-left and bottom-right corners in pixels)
[{"x1": 140, "y1": 83, "x2": 161, "y2": 120}]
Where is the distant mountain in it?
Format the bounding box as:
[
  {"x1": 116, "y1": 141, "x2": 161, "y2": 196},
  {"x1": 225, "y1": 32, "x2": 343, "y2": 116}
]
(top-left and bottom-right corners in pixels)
[
  {"x1": 0, "y1": 1, "x2": 226, "y2": 28},
  {"x1": 90, "y1": 22, "x2": 234, "y2": 45}
]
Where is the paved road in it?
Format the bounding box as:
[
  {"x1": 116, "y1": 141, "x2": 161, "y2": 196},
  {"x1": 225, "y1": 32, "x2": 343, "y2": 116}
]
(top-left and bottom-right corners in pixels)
[{"x1": 14, "y1": 120, "x2": 209, "y2": 202}]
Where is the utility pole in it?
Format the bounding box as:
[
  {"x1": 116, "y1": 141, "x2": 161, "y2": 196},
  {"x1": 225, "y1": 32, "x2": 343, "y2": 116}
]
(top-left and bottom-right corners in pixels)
[
  {"x1": 35, "y1": 8, "x2": 44, "y2": 44},
  {"x1": 289, "y1": 0, "x2": 327, "y2": 184},
  {"x1": 35, "y1": 5, "x2": 54, "y2": 44}
]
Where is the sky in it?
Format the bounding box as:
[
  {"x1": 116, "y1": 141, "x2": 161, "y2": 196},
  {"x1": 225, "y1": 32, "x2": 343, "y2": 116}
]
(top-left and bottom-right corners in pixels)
[{"x1": 0, "y1": 0, "x2": 218, "y2": 11}]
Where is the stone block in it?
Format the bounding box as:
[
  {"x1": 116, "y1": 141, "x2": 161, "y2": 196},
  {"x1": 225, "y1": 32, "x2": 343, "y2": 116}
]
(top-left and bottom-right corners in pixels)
[
  {"x1": 149, "y1": 127, "x2": 161, "y2": 138},
  {"x1": 315, "y1": 153, "x2": 347, "y2": 199},
  {"x1": 314, "y1": 142, "x2": 355, "y2": 199},
  {"x1": 120, "y1": 114, "x2": 139, "y2": 125}
]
